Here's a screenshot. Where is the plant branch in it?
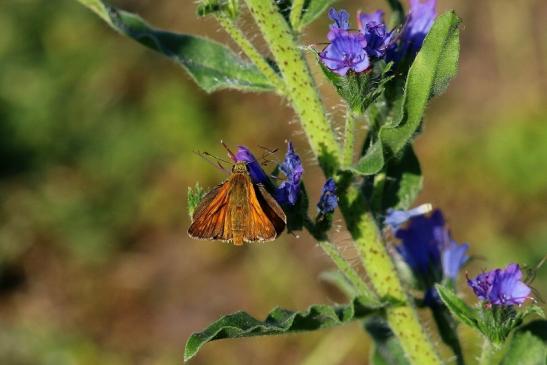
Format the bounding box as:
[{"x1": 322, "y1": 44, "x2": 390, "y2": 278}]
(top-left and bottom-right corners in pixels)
[
  {"x1": 215, "y1": 15, "x2": 286, "y2": 93},
  {"x1": 244, "y1": 0, "x2": 341, "y2": 175},
  {"x1": 289, "y1": 0, "x2": 305, "y2": 31}
]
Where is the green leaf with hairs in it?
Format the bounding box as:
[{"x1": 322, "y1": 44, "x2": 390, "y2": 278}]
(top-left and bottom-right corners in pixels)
[
  {"x1": 76, "y1": 0, "x2": 273, "y2": 93},
  {"x1": 501, "y1": 325, "x2": 547, "y2": 365},
  {"x1": 435, "y1": 284, "x2": 479, "y2": 329},
  {"x1": 184, "y1": 297, "x2": 384, "y2": 362},
  {"x1": 355, "y1": 11, "x2": 460, "y2": 175},
  {"x1": 299, "y1": 0, "x2": 338, "y2": 30}
]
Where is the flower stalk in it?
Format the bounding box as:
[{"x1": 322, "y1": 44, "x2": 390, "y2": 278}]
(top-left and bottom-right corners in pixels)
[
  {"x1": 215, "y1": 15, "x2": 286, "y2": 93},
  {"x1": 243, "y1": 0, "x2": 341, "y2": 175},
  {"x1": 343, "y1": 112, "x2": 356, "y2": 167}
]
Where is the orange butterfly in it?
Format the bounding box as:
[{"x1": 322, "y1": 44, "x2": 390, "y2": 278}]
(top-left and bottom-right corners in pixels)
[{"x1": 188, "y1": 158, "x2": 286, "y2": 246}]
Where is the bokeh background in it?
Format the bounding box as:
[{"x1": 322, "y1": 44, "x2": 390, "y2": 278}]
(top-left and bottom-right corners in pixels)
[{"x1": 0, "y1": 0, "x2": 546, "y2": 364}]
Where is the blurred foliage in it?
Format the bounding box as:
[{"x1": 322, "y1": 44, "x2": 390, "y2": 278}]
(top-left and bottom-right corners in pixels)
[{"x1": 0, "y1": 0, "x2": 545, "y2": 364}]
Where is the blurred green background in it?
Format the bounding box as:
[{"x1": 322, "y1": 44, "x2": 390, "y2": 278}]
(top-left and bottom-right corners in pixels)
[{"x1": 0, "y1": 1, "x2": 545, "y2": 364}]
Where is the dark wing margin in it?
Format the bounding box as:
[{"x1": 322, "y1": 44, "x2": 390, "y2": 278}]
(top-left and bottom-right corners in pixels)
[{"x1": 254, "y1": 184, "x2": 286, "y2": 236}]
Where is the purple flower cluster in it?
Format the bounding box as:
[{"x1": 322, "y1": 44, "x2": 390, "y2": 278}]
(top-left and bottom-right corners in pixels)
[
  {"x1": 320, "y1": 1, "x2": 437, "y2": 75},
  {"x1": 467, "y1": 264, "x2": 531, "y2": 306},
  {"x1": 236, "y1": 142, "x2": 303, "y2": 207},
  {"x1": 317, "y1": 178, "x2": 338, "y2": 214},
  {"x1": 387, "y1": 208, "x2": 469, "y2": 302},
  {"x1": 276, "y1": 142, "x2": 304, "y2": 205}
]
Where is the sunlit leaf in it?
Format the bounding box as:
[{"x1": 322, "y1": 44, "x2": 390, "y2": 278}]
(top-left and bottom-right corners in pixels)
[
  {"x1": 501, "y1": 326, "x2": 547, "y2": 365},
  {"x1": 435, "y1": 284, "x2": 479, "y2": 329},
  {"x1": 76, "y1": 0, "x2": 273, "y2": 93},
  {"x1": 184, "y1": 297, "x2": 384, "y2": 362}
]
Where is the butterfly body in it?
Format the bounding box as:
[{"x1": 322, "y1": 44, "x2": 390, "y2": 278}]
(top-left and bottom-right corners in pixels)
[{"x1": 188, "y1": 162, "x2": 286, "y2": 246}]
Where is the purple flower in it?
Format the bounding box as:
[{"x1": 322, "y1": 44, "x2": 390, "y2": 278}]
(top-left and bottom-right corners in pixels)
[
  {"x1": 327, "y1": 8, "x2": 350, "y2": 40},
  {"x1": 397, "y1": 0, "x2": 437, "y2": 59},
  {"x1": 394, "y1": 209, "x2": 469, "y2": 287},
  {"x1": 320, "y1": 31, "x2": 370, "y2": 76},
  {"x1": 467, "y1": 264, "x2": 532, "y2": 306},
  {"x1": 235, "y1": 146, "x2": 270, "y2": 185},
  {"x1": 357, "y1": 10, "x2": 394, "y2": 58},
  {"x1": 317, "y1": 178, "x2": 338, "y2": 214},
  {"x1": 276, "y1": 142, "x2": 303, "y2": 206}
]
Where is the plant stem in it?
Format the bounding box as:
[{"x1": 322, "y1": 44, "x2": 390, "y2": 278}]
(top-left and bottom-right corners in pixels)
[
  {"x1": 289, "y1": 0, "x2": 305, "y2": 31},
  {"x1": 478, "y1": 337, "x2": 495, "y2": 365},
  {"x1": 243, "y1": 1, "x2": 440, "y2": 363},
  {"x1": 215, "y1": 15, "x2": 286, "y2": 93},
  {"x1": 339, "y1": 184, "x2": 442, "y2": 365},
  {"x1": 343, "y1": 112, "x2": 356, "y2": 167},
  {"x1": 244, "y1": 0, "x2": 341, "y2": 175}
]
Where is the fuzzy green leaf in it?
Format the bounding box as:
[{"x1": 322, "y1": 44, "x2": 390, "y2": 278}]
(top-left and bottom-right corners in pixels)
[
  {"x1": 357, "y1": 11, "x2": 460, "y2": 173},
  {"x1": 377, "y1": 146, "x2": 422, "y2": 212},
  {"x1": 365, "y1": 316, "x2": 411, "y2": 365},
  {"x1": 184, "y1": 297, "x2": 385, "y2": 362},
  {"x1": 299, "y1": 0, "x2": 338, "y2": 30},
  {"x1": 435, "y1": 284, "x2": 479, "y2": 329},
  {"x1": 76, "y1": 0, "x2": 273, "y2": 93},
  {"x1": 350, "y1": 140, "x2": 384, "y2": 176},
  {"x1": 501, "y1": 329, "x2": 547, "y2": 365}
]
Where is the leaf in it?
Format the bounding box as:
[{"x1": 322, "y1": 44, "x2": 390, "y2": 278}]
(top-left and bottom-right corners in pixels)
[
  {"x1": 300, "y1": 0, "x2": 338, "y2": 30},
  {"x1": 365, "y1": 316, "x2": 411, "y2": 365},
  {"x1": 76, "y1": 0, "x2": 273, "y2": 93},
  {"x1": 320, "y1": 270, "x2": 359, "y2": 299},
  {"x1": 357, "y1": 11, "x2": 461, "y2": 173},
  {"x1": 518, "y1": 320, "x2": 547, "y2": 342},
  {"x1": 380, "y1": 11, "x2": 461, "y2": 155},
  {"x1": 435, "y1": 284, "x2": 479, "y2": 329},
  {"x1": 187, "y1": 182, "x2": 205, "y2": 219},
  {"x1": 350, "y1": 139, "x2": 384, "y2": 176},
  {"x1": 501, "y1": 329, "x2": 547, "y2": 365},
  {"x1": 184, "y1": 297, "x2": 384, "y2": 362},
  {"x1": 378, "y1": 146, "x2": 422, "y2": 211}
]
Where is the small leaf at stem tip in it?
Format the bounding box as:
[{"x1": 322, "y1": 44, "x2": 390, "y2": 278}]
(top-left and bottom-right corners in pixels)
[
  {"x1": 299, "y1": 0, "x2": 338, "y2": 30},
  {"x1": 184, "y1": 297, "x2": 385, "y2": 362},
  {"x1": 501, "y1": 329, "x2": 546, "y2": 365},
  {"x1": 435, "y1": 284, "x2": 479, "y2": 329},
  {"x1": 76, "y1": 0, "x2": 273, "y2": 93}
]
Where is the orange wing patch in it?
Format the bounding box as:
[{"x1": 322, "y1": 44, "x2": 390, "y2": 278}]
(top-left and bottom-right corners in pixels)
[{"x1": 188, "y1": 182, "x2": 232, "y2": 242}]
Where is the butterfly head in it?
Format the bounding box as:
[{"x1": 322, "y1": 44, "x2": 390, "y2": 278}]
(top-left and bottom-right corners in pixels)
[{"x1": 232, "y1": 161, "x2": 249, "y2": 174}]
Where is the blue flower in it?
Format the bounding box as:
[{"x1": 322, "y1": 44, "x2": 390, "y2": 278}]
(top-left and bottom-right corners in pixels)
[
  {"x1": 468, "y1": 264, "x2": 532, "y2": 306},
  {"x1": 396, "y1": 0, "x2": 437, "y2": 59},
  {"x1": 357, "y1": 10, "x2": 394, "y2": 58},
  {"x1": 393, "y1": 209, "x2": 469, "y2": 289},
  {"x1": 317, "y1": 178, "x2": 338, "y2": 214},
  {"x1": 275, "y1": 142, "x2": 303, "y2": 206},
  {"x1": 320, "y1": 31, "x2": 370, "y2": 76},
  {"x1": 327, "y1": 8, "x2": 350, "y2": 40},
  {"x1": 235, "y1": 146, "x2": 270, "y2": 185}
]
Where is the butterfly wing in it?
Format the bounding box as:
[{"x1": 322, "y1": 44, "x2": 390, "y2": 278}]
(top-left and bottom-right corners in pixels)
[
  {"x1": 244, "y1": 183, "x2": 282, "y2": 243},
  {"x1": 255, "y1": 184, "x2": 286, "y2": 236},
  {"x1": 188, "y1": 182, "x2": 232, "y2": 242}
]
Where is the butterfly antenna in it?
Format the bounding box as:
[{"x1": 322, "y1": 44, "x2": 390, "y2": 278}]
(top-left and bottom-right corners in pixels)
[
  {"x1": 221, "y1": 140, "x2": 237, "y2": 162},
  {"x1": 194, "y1": 150, "x2": 230, "y2": 174}
]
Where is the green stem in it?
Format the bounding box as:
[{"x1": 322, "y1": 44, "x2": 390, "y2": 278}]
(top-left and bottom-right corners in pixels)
[
  {"x1": 244, "y1": 0, "x2": 341, "y2": 175},
  {"x1": 343, "y1": 112, "x2": 356, "y2": 167},
  {"x1": 215, "y1": 15, "x2": 286, "y2": 93},
  {"x1": 243, "y1": 2, "x2": 440, "y2": 364},
  {"x1": 289, "y1": 0, "x2": 305, "y2": 30},
  {"x1": 339, "y1": 184, "x2": 442, "y2": 365},
  {"x1": 478, "y1": 337, "x2": 496, "y2": 365}
]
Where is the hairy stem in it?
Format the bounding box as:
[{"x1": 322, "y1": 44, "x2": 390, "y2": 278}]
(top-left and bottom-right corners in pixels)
[
  {"x1": 215, "y1": 15, "x2": 286, "y2": 93},
  {"x1": 478, "y1": 338, "x2": 495, "y2": 365},
  {"x1": 289, "y1": 0, "x2": 305, "y2": 30},
  {"x1": 343, "y1": 112, "x2": 356, "y2": 167},
  {"x1": 244, "y1": 0, "x2": 341, "y2": 175},
  {"x1": 339, "y1": 183, "x2": 442, "y2": 365},
  {"x1": 243, "y1": 1, "x2": 440, "y2": 364}
]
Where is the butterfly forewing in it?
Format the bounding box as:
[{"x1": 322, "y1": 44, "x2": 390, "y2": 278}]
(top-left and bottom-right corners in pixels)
[{"x1": 188, "y1": 162, "x2": 286, "y2": 245}]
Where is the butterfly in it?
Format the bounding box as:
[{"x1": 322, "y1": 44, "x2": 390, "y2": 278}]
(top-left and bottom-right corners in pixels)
[{"x1": 188, "y1": 159, "x2": 286, "y2": 246}]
